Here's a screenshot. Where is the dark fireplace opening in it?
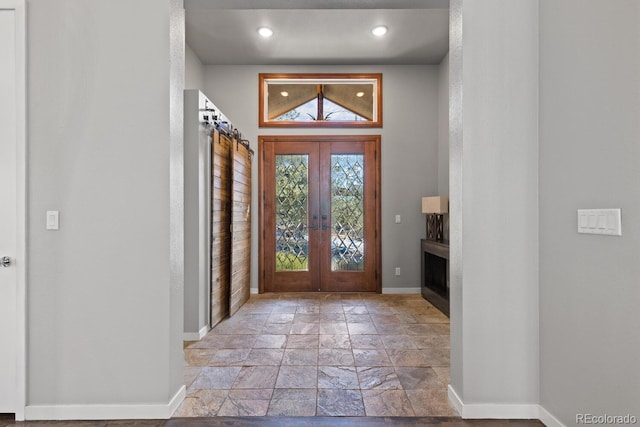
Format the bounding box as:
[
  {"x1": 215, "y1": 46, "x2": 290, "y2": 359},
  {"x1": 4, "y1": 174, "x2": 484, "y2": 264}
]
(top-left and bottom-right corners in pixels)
[
  {"x1": 421, "y1": 239, "x2": 449, "y2": 317},
  {"x1": 424, "y1": 252, "x2": 447, "y2": 298}
]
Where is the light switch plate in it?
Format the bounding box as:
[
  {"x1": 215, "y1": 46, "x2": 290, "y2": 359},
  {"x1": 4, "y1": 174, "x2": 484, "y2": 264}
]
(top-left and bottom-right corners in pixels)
[
  {"x1": 46, "y1": 210, "x2": 59, "y2": 230},
  {"x1": 577, "y1": 209, "x2": 621, "y2": 236},
  {"x1": 395, "y1": 214, "x2": 401, "y2": 224}
]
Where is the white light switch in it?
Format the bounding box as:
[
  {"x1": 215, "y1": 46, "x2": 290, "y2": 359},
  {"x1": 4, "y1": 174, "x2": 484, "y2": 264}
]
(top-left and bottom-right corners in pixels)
[
  {"x1": 577, "y1": 209, "x2": 621, "y2": 236},
  {"x1": 395, "y1": 214, "x2": 401, "y2": 224},
  {"x1": 46, "y1": 211, "x2": 59, "y2": 230}
]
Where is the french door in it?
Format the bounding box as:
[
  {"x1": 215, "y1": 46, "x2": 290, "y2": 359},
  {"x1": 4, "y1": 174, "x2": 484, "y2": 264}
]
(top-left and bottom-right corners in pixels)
[{"x1": 259, "y1": 135, "x2": 381, "y2": 293}]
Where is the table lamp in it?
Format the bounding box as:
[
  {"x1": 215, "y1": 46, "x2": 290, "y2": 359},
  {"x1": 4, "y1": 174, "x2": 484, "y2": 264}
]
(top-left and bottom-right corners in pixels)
[{"x1": 421, "y1": 196, "x2": 448, "y2": 241}]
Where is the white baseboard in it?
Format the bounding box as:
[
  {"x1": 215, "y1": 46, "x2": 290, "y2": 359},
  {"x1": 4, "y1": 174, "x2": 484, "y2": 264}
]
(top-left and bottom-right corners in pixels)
[
  {"x1": 183, "y1": 325, "x2": 209, "y2": 341},
  {"x1": 250, "y1": 287, "x2": 259, "y2": 294},
  {"x1": 25, "y1": 385, "x2": 186, "y2": 420},
  {"x1": 539, "y1": 405, "x2": 566, "y2": 427},
  {"x1": 382, "y1": 287, "x2": 421, "y2": 294},
  {"x1": 448, "y1": 384, "x2": 540, "y2": 420}
]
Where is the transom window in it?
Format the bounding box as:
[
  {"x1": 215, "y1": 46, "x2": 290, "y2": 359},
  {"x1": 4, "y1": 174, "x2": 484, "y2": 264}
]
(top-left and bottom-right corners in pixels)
[{"x1": 259, "y1": 73, "x2": 383, "y2": 128}]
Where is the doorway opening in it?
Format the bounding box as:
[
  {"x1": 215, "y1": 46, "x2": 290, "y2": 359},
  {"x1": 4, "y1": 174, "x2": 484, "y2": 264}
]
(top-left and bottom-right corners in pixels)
[{"x1": 258, "y1": 135, "x2": 381, "y2": 293}]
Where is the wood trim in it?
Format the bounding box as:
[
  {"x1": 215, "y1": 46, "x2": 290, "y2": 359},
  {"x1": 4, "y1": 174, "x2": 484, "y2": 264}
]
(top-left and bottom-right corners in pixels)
[{"x1": 258, "y1": 73, "x2": 383, "y2": 128}]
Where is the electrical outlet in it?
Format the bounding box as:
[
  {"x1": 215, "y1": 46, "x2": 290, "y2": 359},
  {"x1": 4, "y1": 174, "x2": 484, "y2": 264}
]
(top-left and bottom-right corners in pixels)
[{"x1": 395, "y1": 267, "x2": 401, "y2": 276}]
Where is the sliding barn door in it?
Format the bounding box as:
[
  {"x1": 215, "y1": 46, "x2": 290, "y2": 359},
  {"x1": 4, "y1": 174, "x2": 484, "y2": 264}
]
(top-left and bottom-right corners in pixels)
[
  {"x1": 210, "y1": 130, "x2": 231, "y2": 326},
  {"x1": 229, "y1": 142, "x2": 252, "y2": 316}
]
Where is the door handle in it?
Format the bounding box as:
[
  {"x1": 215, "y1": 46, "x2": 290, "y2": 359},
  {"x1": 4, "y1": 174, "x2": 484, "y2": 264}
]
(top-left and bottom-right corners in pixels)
[
  {"x1": 1, "y1": 256, "x2": 12, "y2": 268},
  {"x1": 311, "y1": 215, "x2": 318, "y2": 231},
  {"x1": 321, "y1": 214, "x2": 328, "y2": 230}
]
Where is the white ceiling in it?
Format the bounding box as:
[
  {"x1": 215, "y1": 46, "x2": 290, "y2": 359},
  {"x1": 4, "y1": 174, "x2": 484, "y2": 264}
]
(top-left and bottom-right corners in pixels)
[{"x1": 184, "y1": 0, "x2": 450, "y2": 66}]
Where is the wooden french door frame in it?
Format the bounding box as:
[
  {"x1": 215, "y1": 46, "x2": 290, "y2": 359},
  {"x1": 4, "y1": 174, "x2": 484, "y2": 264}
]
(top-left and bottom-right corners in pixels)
[{"x1": 258, "y1": 135, "x2": 381, "y2": 293}]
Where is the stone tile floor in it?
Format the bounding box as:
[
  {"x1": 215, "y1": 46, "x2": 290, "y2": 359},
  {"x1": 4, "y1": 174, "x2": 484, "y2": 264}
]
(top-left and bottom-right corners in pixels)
[{"x1": 177, "y1": 293, "x2": 455, "y2": 418}]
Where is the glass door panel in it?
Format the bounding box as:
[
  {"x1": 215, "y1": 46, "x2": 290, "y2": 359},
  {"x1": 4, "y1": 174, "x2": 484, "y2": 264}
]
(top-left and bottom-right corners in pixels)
[
  {"x1": 275, "y1": 154, "x2": 310, "y2": 271},
  {"x1": 330, "y1": 154, "x2": 365, "y2": 271}
]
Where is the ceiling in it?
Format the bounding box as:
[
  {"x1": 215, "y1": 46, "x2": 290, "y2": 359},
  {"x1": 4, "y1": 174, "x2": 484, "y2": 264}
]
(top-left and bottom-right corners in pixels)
[{"x1": 184, "y1": 0, "x2": 450, "y2": 66}]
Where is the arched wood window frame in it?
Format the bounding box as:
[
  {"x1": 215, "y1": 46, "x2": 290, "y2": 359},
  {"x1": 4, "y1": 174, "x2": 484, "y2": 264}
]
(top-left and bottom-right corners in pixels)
[{"x1": 258, "y1": 73, "x2": 383, "y2": 128}]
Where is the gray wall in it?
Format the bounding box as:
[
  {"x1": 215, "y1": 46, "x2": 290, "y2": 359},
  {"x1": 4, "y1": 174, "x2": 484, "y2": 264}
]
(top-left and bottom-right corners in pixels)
[
  {"x1": 449, "y1": 0, "x2": 539, "y2": 408},
  {"x1": 185, "y1": 44, "x2": 205, "y2": 91},
  {"x1": 183, "y1": 90, "x2": 211, "y2": 337},
  {"x1": 539, "y1": 0, "x2": 640, "y2": 424},
  {"x1": 26, "y1": 0, "x2": 183, "y2": 408},
  {"x1": 203, "y1": 65, "x2": 440, "y2": 292},
  {"x1": 437, "y1": 52, "x2": 449, "y2": 197}
]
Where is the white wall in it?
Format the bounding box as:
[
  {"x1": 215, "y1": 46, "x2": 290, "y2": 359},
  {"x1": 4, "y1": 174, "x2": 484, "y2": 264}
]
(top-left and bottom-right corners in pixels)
[
  {"x1": 539, "y1": 1, "x2": 640, "y2": 425},
  {"x1": 449, "y1": 0, "x2": 539, "y2": 414},
  {"x1": 26, "y1": 0, "x2": 184, "y2": 418},
  {"x1": 437, "y1": 52, "x2": 449, "y2": 197},
  {"x1": 203, "y1": 65, "x2": 440, "y2": 292},
  {"x1": 185, "y1": 43, "x2": 205, "y2": 91}
]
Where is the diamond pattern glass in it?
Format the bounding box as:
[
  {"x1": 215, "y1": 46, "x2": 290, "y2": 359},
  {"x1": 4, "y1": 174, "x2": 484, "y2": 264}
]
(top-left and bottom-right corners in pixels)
[
  {"x1": 331, "y1": 155, "x2": 365, "y2": 271},
  {"x1": 275, "y1": 155, "x2": 309, "y2": 271}
]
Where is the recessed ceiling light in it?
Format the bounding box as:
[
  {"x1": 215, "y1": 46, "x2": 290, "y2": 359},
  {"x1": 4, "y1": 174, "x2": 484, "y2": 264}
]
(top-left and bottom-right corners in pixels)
[
  {"x1": 356, "y1": 91, "x2": 365, "y2": 97},
  {"x1": 280, "y1": 91, "x2": 289, "y2": 97},
  {"x1": 371, "y1": 25, "x2": 388, "y2": 37},
  {"x1": 257, "y1": 27, "x2": 274, "y2": 38}
]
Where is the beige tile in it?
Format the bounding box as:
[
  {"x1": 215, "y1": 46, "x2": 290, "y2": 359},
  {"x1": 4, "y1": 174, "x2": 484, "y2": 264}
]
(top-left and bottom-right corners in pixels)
[
  {"x1": 267, "y1": 313, "x2": 295, "y2": 324},
  {"x1": 320, "y1": 312, "x2": 346, "y2": 322},
  {"x1": 343, "y1": 306, "x2": 369, "y2": 315},
  {"x1": 191, "y1": 367, "x2": 241, "y2": 390},
  {"x1": 217, "y1": 389, "x2": 272, "y2": 416},
  {"x1": 267, "y1": 389, "x2": 317, "y2": 416},
  {"x1": 208, "y1": 348, "x2": 251, "y2": 366},
  {"x1": 253, "y1": 334, "x2": 287, "y2": 349},
  {"x1": 345, "y1": 313, "x2": 372, "y2": 323},
  {"x1": 293, "y1": 313, "x2": 320, "y2": 323},
  {"x1": 286, "y1": 334, "x2": 319, "y2": 348},
  {"x1": 290, "y1": 322, "x2": 320, "y2": 335},
  {"x1": 319, "y1": 334, "x2": 351, "y2": 349},
  {"x1": 319, "y1": 322, "x2": 349, "y2": 335},
  {"x1": 244, "y1": 349, "x2": 284, "y2": 366},
  {"x1": 406, "y1": 388, "x2": 457, "y2": 416},
  {"x1": 387, "y1": 349, "x2": 432, "y2": 367},
  {"x1": 361, "y1": 389, "x2": 415, "y2": 416},
  {"x1": 174, "y1": 389, "x2": 228, "y2": 417},
  {"x1": 184, "y1": 349, "x2": 215, "y2": 366},
  {"x1": 318, "y1": 366, "x2": 359, "y2": 389},
  {"x1": 374, "y1": 324, "x2": 408, "y2": 335},
  {"x1": 318, "y1": 348, "x2": 355, "y2": 366},
  {"x1": 183, "y1": 367, "x2": 202, "y2": 389},
  {"x1": 357, "y1": 366, "x2": 402, "y2": 390},
  {"x1": 261, "y1": 322, "x2": 292, "y2": 335},
  {"x1": 347, "y1": 322, "x2": 378, "y2": 335},
  {"x1": 350, "y1": 334, "x2": 384, "y2": 349},
  {"x1": 395, "y1": 367, "x2": 443, "y2": 390},
  {"x1": 205, "y1": 334, "x2": 257, "y2": 349},
  {"x1": 353, "y1": 349, "x2": 392, "y2": 367},
  {"x1": 282, "y1": 348, "x2": 318, "y2": 365},
  {"x1": 411, "y1": 334, "x2": 449, "y2": 349},
  {"x1": 381, "y1": 334, "x2": 418, "y2": 350},
  {"x1": 296, "y1": 305, "x2": 320, "y2": 314},
  {"x1": 275, "y1": 365, "x2": 318, "y2": 388},
  {"x1": 432, "y1": 366, "x2": 451, "y2": 384},
  {"x1": 405, "y1": 324, "x2": 439, "y2": 336},
  {"x1": 430, "y1": 323, "x2": 451, "y2": 335},
  {"x1": 232, "y1": 366, "x2": 279, "y2": 389},
  {"x1": 317, "y1": 389, "x2": 365, "y2": 416}
]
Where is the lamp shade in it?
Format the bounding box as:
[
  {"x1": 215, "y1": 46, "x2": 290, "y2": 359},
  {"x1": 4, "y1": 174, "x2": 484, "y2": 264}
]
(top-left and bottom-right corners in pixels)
[{"x1": 421, "y1": 196, "x2": 449, "y2": 214}]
